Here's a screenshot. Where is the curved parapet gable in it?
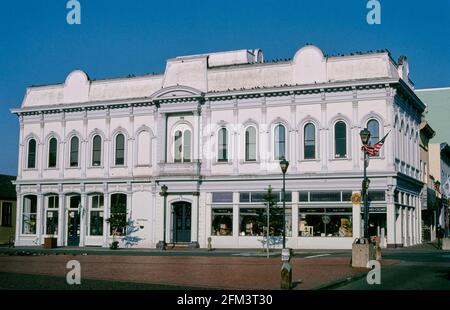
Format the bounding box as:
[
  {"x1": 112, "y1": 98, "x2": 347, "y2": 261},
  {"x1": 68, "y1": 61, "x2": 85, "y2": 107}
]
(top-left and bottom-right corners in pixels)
[
  {"x1": 63, "y1": 70, "x2": 90, "y2": 104},
  {"x1": 292, "y1": 45, "x2": 327, "y2": 85}
]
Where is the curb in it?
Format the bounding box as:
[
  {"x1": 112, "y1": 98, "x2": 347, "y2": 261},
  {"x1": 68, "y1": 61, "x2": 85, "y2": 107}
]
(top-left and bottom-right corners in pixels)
[{"x1": 314, "y1": 271, "x2": 368, "y2": 290}]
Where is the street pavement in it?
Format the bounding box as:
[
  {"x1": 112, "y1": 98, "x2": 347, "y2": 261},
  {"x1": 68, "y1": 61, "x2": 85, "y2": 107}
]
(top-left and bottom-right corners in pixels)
[
  {"x1": 0, "y1": 243, "x2": 448, "y2": 290},
  {"x1": 335, "y1": 243, "x2": 450, "y2": 290}
]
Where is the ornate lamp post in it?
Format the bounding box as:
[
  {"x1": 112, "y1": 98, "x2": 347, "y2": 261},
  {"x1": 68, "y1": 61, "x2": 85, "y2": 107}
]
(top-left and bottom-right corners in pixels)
[
  {"x1": 159, "y1": 184, "x2": 168, "y2": 250},
  {"x1": 279, "y1": 157, "x2": 292, "y2": 290},
  {"x1": 279, "y1": 157, "x2": 290, "y2": 249},
  {"x1": 360, "y1": 128, "x2": 371, "y2": 239}
]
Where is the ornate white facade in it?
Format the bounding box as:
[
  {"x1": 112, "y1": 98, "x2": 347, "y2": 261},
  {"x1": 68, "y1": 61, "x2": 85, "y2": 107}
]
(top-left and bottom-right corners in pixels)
[{"x1": 12, "y1": 45, "x2": 426, "y2": 249}]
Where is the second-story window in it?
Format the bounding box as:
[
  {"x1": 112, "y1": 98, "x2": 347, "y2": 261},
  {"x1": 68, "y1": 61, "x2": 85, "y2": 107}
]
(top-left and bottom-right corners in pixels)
[
  {"x1": 367, "y1": 119, "x2": 380, "y2": 146},
  {"x1": 48, "y1": 138, "x2": 58, "y2": 168},
  {"x1": 27, "y1": 139, "x2": 37, "y2": 169},
  {"x1": 334, "y1": 121, "x2": 347, "y2": 158},
  {"x1": 218, "y1": 128, "x2": 228, "y2": 162},
  {"x1": 70, "y1": 136, "x2": 79, "y2": 167},
  {"x1": 115, "y1": 134, "x2": 125, "y2": 166},
  {"x1": 92, "y1": 135, "x2": 102, "y2": 166},
  {"x1": 304, "y1": 123, "x2": 316, "y2": 159},
  {"x1": 274, "y1": 124, "x2": 286, "y2": 160},
  {"x1": 245, "y1": 126, "x2": 257, "y2": 162},
  {"x1": 174, "y1": 128, "x2": 191, "y2": 163}
]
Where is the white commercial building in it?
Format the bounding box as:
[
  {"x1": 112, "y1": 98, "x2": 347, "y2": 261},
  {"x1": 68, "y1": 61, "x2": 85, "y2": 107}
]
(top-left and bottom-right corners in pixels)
[{"x1": 12, "y1": 45, "x2": 425, "y2": 249}]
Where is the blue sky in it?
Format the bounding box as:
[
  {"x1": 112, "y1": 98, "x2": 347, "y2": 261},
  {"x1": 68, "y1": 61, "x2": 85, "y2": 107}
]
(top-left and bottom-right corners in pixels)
[{"x1": 0, "y1": 0, "x2": 449, "y2": 175}]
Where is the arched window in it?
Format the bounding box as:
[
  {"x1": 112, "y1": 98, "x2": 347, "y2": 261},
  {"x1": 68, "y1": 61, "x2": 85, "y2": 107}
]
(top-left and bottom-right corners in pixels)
[
  {"x1": 27, "y1": 139, "x2": 37, "y2": 169},
  {"x1": 48, "y1": 138, "x2": 58, "y2": 168},
  {"x1": 218, "y1": 128, "x2": 228, "y2": 162},
  {"x1": 367, "y1": 119, "x2": 380, "y2": 146},
  {"x1": 304, "y1": 123, "x2": 316, "y2": 159},
  {"x1": 334, "y1": 121, "x2": 347, "y2": 158},
  {"x1": 70, "y1": 136, "x2": 79, "y2": 167},
  {"x1": 92, "y1": 135, "x2": 102, "y2": 166},
  {"x1": 274, "y1": 124, "x2": 286, "y2": 160},
  {"x1": 110, "y1": 193, "x2": 127, "y2": 236},
  {"x1": 115, "y1": 134, "x2": 125, "y2": 166},
  {"x1": 174, "y1": 127, "x2": 191, "y2": 163},
  {"x1": 245, "y1": 126, "x2": 257, "y2": 162}
]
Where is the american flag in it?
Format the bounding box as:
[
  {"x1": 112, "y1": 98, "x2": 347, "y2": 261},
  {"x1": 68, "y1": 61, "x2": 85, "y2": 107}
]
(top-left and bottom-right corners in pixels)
[{"x1": 361, "y1": 131, "x2": 390, "y2": 157}]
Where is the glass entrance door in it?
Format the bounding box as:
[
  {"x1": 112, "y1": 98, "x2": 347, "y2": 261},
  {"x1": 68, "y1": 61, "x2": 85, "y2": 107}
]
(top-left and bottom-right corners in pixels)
[{"x1": 67, "y1": 196, "x2": 81, "y2": 246}]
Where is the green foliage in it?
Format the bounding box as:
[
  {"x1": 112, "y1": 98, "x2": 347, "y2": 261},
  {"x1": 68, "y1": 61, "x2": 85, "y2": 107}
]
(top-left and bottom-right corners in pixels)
[
  {"x1": 256, "y1": 185, "x2": 284, "y2": 236},
  {"x1": 106, "y1": 199, "x2": 127, "y2": 249},
  {"x1": 110, "y1": 241, "x2": 119, "y2": 250}
]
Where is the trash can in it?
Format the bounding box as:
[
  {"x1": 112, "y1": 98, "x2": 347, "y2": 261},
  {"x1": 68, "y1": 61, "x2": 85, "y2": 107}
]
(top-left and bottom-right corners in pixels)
[{"x1": 351, "y1": 238, "x2": 375, "y2": 268}]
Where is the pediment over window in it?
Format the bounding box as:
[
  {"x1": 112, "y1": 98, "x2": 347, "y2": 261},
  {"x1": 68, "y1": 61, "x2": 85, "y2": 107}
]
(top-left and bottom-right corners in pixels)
[{"x1": 150, "y1": 85, "x2": 204, "y2": 100}]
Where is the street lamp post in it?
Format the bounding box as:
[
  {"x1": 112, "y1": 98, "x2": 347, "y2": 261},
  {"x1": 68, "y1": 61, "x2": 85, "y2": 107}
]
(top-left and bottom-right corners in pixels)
[
  {"x1": 159, "y1": 184, "x2": 168, "y2": 250},
  {"x1": 279, "y1": 157, "x2": 289, "y2": 249},
  {"x1": 279, "y1": 157, "x2": 292, "y2": 290},
  {"x1": 360, "y1": 128, "x2": 371, "y2": 239}
]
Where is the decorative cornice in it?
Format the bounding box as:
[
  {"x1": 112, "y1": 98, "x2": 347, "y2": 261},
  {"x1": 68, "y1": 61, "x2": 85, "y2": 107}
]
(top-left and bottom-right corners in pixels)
[{"x1": 11, "y1": 78, "x2": 425, "y2": 117}]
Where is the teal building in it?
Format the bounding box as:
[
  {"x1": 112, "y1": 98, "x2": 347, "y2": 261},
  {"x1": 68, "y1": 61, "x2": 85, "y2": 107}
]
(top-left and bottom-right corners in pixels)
[{"x1": 416, "y1": 87, "x2": 450, "y2": 144}]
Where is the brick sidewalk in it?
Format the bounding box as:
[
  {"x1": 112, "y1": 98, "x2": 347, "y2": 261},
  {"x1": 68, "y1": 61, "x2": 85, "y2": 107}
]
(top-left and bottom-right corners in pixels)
[{"x1": 0, "y1": 255, "x2": 398, "y2": 290}]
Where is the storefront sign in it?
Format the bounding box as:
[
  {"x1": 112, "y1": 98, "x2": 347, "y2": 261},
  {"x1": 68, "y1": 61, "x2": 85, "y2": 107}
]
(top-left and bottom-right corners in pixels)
[{"x1": 361, "y1": 207, "x2": 387, "y2": 213}]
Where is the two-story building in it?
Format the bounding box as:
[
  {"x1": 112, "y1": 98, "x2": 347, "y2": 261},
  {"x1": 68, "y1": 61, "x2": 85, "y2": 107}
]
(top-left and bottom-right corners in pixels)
[{"x1": 12, "y1": 45, "x2": 425, "y2": 249}]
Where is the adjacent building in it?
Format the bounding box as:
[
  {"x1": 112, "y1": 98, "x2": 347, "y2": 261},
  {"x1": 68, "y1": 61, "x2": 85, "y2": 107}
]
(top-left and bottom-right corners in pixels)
[
  {"x1": 12, "y1": 45, "x2": 426, "y2": 249},
  {"x1": 429, "y1": 143, "x2": 450, "y2": 237},
  {"x1": 416, "y1": 87, "x2": 450, "y2": 144},
  {"x1": 419, "y1": 119, "x2": 437, "y2": 241},
  {"x1": 0, "y1": 175, "x2": 16, "y2": 245}
]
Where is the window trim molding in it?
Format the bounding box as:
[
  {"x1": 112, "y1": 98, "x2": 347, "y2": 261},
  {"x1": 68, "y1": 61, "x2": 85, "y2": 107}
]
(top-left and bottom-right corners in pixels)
[
  {"x1": 66, "y1": 131, "x2": 82, "y2": 169},
  {"x1": 329, "y1": 116, "x2": 352, "y2": 160},
  {"x1": 88, "y1": 193, "x2": 105, "y2": 237},
  {"x1": 299, "y1": 118, "x2": 320, "y2": 161},
  {"x1": 243, "y1": 123, "x2": 259, "y2": 162},
  {"x1": 134, "y1": 125, "x2": 154, "y2": 168},
  {"x1": 217, "y1": 126, "x2": 230, "y2": 163},
  {"x1": 43, "y1": 194, "x2": 59, "y2": 236},
  {"x1": 111, "y1": 128, "x2": 129, "y2": 167},
  {"x1": 361, "y1": 114, "x2": 385, "y2": 158},
  {"x1": 88, "y1": 129, "x2": 106, "y2": 168},
  {"x1": 21, "y1": 194, "x2": 38, "y2": 236},
  {"x1": 45, "y1": 132, "x2": 61, "y2": 170},
  {"x1": 24, "y1": 134, "x2": 40, "y2": 170},
  {"x1": 269, "y1": 118, "x2": 290, "y2": 161},
  {"x1": 170, "y1": 121, "x2": 194, "y2": 163}
]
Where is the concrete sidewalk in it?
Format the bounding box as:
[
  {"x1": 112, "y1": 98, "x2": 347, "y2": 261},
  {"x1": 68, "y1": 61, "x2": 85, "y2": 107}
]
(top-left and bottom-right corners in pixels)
[{"x1": 0, "y1": 253, "x2": 398, "y2": 290}]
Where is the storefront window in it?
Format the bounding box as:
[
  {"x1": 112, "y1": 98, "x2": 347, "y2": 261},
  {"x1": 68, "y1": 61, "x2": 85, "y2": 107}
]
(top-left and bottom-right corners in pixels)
[
  {"x1": 90, "y1": 194, "x2": 104, "y2": 236},
  {"x1": 239, "y1": 208, "x2": 264, "y2": 236},
  {"x1": 299, "y1": 208, "x2": 352, "y2": 237},
  {"x1": 110, "y1": 194, "x2": 127, "y2": 236},
  {"x1": 22, "y1": 195, "x2": 37, "y2": 234},
  {"x1": 239, "y1": 207, "x2": 292, "y2": 237},
  {"x1": 212, "y1": 208, "x2": 233, "y2": 236},
  {"x1": 46, "y1": 195, "x2": 59, "y2": 235}
]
